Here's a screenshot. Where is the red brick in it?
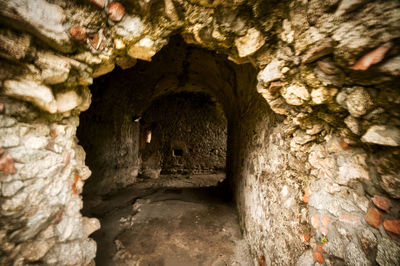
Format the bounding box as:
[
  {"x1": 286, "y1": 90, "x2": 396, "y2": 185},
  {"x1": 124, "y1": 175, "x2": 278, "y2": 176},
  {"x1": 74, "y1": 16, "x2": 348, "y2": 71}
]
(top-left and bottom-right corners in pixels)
[
  {"x1": 107, "y1": 2, "x2": 125, "y2": 22},
  {"x1": 339, "y1": 214, "x2": 361, "y2": 226},
  {"x1": 313, "y1": 251, "x2": 324, "y2": 263},
  {"x1": 366, "y1": 207, "x2": 382, "y2": 229},
  {"x1": 372, "y1": 195, "x2": 392, "y2": 212},
  {"x1": 303, "y1": 187, "x2": 310, "y2": 203},
  {"x1": 69, "y1": 27, "x2": 87, "y2": 44},
  {"x1": 311, "y1": 214, "x2": 320, "y2": 230},
  {"x1": 302, "y1": 234, "x2": 310, "y2": 242},
  {"x1": 321, "y1": 215, "x2": 330, "y2": 227},
  {"x1": 351, "y1": 42, "x2": 393, "y2": 71},
  {"x1": 0, "y1": 153, "x2": 16, "y2": 174},
  {"x1": 383, "y1": 220, "x2": 400, "y2": 235},
  {"x1": 317, "y1": 243, "x2": 326, "y2": 253}
]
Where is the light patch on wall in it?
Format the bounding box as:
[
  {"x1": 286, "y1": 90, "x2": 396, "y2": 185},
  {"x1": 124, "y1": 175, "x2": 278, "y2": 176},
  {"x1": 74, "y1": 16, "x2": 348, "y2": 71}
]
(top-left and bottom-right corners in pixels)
[{"x1": 146, "y1": 130, "x2": 152, "y2": 143}]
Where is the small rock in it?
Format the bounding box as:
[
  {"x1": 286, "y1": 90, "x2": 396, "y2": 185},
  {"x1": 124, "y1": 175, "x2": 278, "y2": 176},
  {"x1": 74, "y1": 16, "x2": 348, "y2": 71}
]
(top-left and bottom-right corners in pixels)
[
  {"x1": 234, "y1": 28, "x2": 265, "y2": 57},
  {"x1": 89, "y1": 0, "x2": 106, "y2": 9},
  {"x1": 35, "y1": 51, "x2": 71, "y2": 85},
  {"x1": 365, "y1": 207, "x2": 382, "y2": 229},
  {"x1": 302, "y1": 38, "x2": 334, "y2": 63},
  {"x1": 4, "y1": 80, "x2": 57, "y2": 113},
  {"x1": 1, "y1": 180, "x2": 23, "y2": 197},
  {"x1": 108, "y1": 2, "x2": 125, "y2": 22},
  {"x1": 311, "y1": 87, "x2": 330, "y2": 105},
  {"x1": 257, "y1": 59, "x2": 284, "y2": 86},
  {"x1": 55, "y1": 90, "x2": 82, "y2": 113},
  {"x1": 114, "y1": 15, "x2": 144, "y2": 40},
  {"x1": 116, "y1": 57, "x2": 137, "y2": 70},
  {"x1": 344, "y1": 116, "x2": 360, "y2": 135},
  {"x1": 345, "y1": 87, "x2": 373, "y2": 117},
  {"x1": 383, "y1": 220, "x2": 400, "y2": 235},
  {"x1": 313, "y1": 251, "x2": 324, "y2": 263},
  {"x1": 281, "y1": 84, "x2": 310, "y2": 106},
  {"x1": 351, "y1": 42, "x2": 393, "y2": 71},
  {"x1": 93, "y1": 62, "x2": 115, "y2": 78},
  {"x1": 0, "y1": 153, "x2": 16, "y2": 174},
  {"x1": 82, "y1": 217, "x2": 100, "y2": 237},
  {"x1": 372, "y1": 195, "x2": 392, "y2": 211},
  {"x1": 69, "y1": 27, "x2": 87, "y2": 44},
  {"x1": 128, "y1": 37, "x2": 156, "y2": 61},
  {"x1": 361, "y1": 125, "x2": 400, "y2": 146}
]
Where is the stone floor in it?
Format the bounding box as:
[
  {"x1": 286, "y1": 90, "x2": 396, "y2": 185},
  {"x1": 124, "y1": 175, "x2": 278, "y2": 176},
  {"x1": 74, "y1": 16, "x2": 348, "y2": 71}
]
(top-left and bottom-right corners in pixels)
[{"x1": 83, "y1": 184, "x2": 252, "y2": 266}]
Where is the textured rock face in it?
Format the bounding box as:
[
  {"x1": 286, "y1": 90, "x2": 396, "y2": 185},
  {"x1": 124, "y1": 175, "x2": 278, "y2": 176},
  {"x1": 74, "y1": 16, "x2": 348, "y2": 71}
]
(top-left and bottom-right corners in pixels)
[{"x1": 1, "y1": 0, "x2": 400, "y2": 265}]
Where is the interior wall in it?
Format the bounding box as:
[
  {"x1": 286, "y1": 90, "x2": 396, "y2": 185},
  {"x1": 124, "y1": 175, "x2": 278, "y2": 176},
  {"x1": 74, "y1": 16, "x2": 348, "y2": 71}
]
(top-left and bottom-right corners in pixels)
[{"x1": 140, "y1": 92, "x2": 227, "y2": 178}]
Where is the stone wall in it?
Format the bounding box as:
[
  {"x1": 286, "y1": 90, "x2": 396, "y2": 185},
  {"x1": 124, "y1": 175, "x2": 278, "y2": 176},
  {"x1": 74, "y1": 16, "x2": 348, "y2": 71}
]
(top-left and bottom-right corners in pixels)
[
  {"x1": 140, "y1": 92, "x2": 227, "y2": 177},
  {"x1": 1, "y1": 0, "x2": 400, "y2": 265}
]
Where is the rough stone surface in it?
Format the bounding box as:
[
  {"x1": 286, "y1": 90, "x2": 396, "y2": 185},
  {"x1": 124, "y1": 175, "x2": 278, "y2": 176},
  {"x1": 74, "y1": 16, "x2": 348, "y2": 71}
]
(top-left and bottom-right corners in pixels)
[
  {"x1": 0, "y1": 0, "x2": 73, "y2": 52},
  {"x1": 35, "y1": 51, "x2": 71, "y2": 85},
  {"x1": 0, "y1": 0, "x2": 400, "y2": 265},
  {"x1": 372, "y1": 195, "x2": 392, "y2": 212},
  {"x1": 281, "y1": 84, "x2": 310, "y2": 106},
  {"x1": 234, "y1": 28, "x2": 265, "y2": 57},
  {"x1": 376, "y1": 239, "x2": 400, "y2": 266},
  {"x1": 3, "y1": 80, "x2": 57, "y2": 113},
  {"x1": 361, "y1": 125, "x2": 400, "y2": 146},
  {"x1": 257, "y1": 59, "x2": 284, "y2": 86}
]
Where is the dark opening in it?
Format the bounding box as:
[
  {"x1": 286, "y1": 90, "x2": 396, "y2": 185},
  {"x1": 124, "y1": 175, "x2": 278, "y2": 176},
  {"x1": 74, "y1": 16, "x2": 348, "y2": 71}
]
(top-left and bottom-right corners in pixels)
[
  {"x1": 77, "y1": 35, "x2": 256, "y2": 265},
  {"x1": 173, "y1": 149, "x2": 183, "y2": 157}
]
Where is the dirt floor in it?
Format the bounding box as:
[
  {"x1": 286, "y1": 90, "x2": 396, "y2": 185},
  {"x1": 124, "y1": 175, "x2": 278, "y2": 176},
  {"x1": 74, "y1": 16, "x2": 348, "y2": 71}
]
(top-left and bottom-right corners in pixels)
[{"x1": 83, "y1": 181, "x2": 252, "y2": 266}]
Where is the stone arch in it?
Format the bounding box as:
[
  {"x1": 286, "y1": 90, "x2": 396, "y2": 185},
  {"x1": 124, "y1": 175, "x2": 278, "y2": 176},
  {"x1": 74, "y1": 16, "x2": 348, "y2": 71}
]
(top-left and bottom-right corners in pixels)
[{"x1": 1, "y1": 0, "x2": 400, "y2": 265}]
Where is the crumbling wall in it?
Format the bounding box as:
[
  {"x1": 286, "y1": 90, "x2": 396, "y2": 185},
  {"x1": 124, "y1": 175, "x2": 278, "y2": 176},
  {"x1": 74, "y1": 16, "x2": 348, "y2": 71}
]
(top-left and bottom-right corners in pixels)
[{"x1": 1, "y1": 0, "x2": 399, "y2": 265}]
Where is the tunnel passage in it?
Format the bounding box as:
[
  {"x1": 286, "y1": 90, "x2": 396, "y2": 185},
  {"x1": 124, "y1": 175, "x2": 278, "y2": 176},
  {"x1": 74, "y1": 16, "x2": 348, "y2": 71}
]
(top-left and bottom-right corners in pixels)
[
  {"x1": 77, "y1": 37, "x2": 235, "y2": 197},
  {"x1": 76, "y1": 36, "x2": 273, "y2": 264}
]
